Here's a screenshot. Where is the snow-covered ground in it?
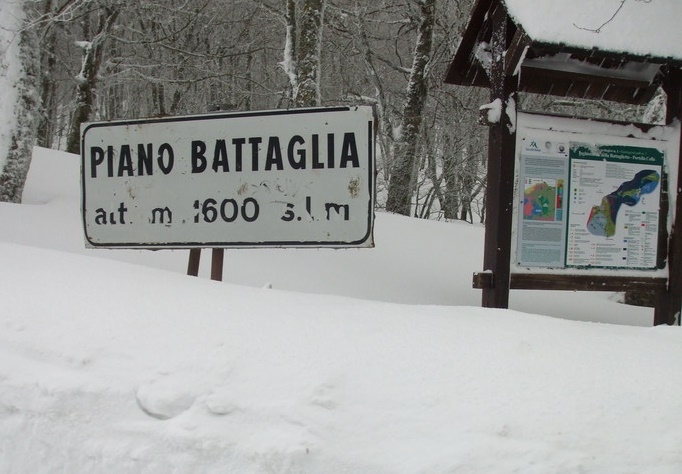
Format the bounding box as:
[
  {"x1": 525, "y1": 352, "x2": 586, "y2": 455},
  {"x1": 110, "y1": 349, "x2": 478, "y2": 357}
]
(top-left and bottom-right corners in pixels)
[{"x1": 0, "y1": 147, "x2": 681, "y2": 473}]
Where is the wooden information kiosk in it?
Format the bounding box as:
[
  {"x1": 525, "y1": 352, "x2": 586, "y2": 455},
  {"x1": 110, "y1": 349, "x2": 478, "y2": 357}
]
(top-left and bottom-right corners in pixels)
[{"x1": 444, "y1": 0, "x2": 682, "y2": 325}]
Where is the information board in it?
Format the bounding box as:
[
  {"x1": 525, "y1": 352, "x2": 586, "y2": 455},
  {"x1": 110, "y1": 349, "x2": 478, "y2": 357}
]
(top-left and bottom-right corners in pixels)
[
  {"x1": 81, "y1": 106, "x2": 375, "y2": 248},
  {"x1": 566, "y1": 144, "x2": 662, "y2": 268},
  {"x1": 514, "y1": 114, "x2": 675, "y2": 272}
]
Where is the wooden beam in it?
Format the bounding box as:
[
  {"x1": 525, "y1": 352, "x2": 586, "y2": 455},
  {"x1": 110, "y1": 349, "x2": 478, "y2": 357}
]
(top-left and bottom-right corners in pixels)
[
  {"x1": 519, "y1": 64, "x2": 659, "y2": 105},
  {"x1": 480, "y1": 3, "x2": 517, "y2": 309},
  {"x1": 444, "y1": 0, "x2": 494, "y2": 86},
  {"x1": 504, "y1": 29, "x2": 530, "y2": 78},
  {"x1": 521, "y1": 61, "x2": 658, "y2": 90},
  {"x1": 655, "y1": 68, "x2": 682, "y2": 325},
  {"x1": 211, "y1": 248, "x2": 224, "y2": 282},
  {"x1": 187, "y1": 248, "x2": 201, "y2": 277},
  {"x1": 657, "y1": 171, "x2": 670, "y2": 269},
  {"x1": 473, "y1": 271, "x2": 494, "y2": 289},
  {"x1": 509, "y1": 274, "x2": 667, "y2": 292}
]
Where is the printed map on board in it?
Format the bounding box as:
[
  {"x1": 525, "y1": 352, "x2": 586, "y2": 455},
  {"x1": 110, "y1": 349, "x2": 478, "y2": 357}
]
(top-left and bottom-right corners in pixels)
[
  {"x1": 586, "y1": 169, "x2": 660, "y2": 237},
  {"x1": 523, "y1": 178, "x2": 563, "y2": 221}
]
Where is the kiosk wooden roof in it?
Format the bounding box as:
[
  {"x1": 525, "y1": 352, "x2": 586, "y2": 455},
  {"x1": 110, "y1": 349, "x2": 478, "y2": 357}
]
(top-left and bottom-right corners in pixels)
[
  {"x1": 445, "y1": 0, "x2": 681, "y2": 104},
  {"x1": 444, "y1": 0, "x2": 682, "y2": 325}
]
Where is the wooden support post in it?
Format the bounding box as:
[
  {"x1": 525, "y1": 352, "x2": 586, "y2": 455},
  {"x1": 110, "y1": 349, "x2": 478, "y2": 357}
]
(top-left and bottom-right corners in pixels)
[
  {"x1": 187, "y1": 248, "x2": 225, "y2": 281},
  {"x1": 481, "y1": 3, "x2": 517, "y2": 309},
  {"x1": 187, "y1": 105, "x2": 227, "y2": 284},
  {"x1": 211, "y1": 248, "x2": 224, "y2": 281},
  {"x1": 187, "y1": 249, "x2": 201, "y2": 277},
  {"x1": 655, "y1": 68, "x2": 682, "y2": 325}
]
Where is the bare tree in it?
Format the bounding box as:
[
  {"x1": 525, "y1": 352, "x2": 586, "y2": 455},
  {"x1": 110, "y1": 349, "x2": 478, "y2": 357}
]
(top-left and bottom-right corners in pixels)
[
  {"x1": 385, "y1": 0, "x2": 436, "y2": 216},
  {"x1": 34, "y1": 0, "x2": 59, "y2": 148},
  {"x1": 28, "y1": 0, "x2": 490, "y2": 226},
  {"x1": 65, "y1": 2, "x2": 119, "y2": 154},
  {"x1": 0, "y1": 0, "x2": 41, "y2": 203},
  {"x1": 281, "y1": 0, "x2": 326, "y2": 107}
]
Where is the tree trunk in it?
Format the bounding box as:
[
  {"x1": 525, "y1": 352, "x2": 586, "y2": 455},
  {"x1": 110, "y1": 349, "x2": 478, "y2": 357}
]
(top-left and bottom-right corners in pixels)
[
  {"x1": 385, "y1": 0, "x2": 435, "y2": 216},
  {"x1": 0, "y1": 0, "x2": 41, "y2": 203},
  {"x1": 36, "y1": 0, "x2": 58, "y2": 148},
  {"x1": 353, "y1": 2, "x2": 394, "y2": 190},
  {"x1": 65, "y1": 6, "x2": 119, "y2": 154},
  {"x1": 294, "y1": 0, "x2": 325, "y2": 107},
  {"x1": 441, "y1": 134, "x2": 460, "y2": 219},
  {"x1": 282, "y1": 0, "x2": 298, "y2": 105}
]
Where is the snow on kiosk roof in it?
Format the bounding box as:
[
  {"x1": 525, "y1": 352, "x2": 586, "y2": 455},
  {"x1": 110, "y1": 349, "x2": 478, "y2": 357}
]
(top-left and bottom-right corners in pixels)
[
  {"x1": 505, "y1": 0, "x2": 682, "y2": 61},
  {"x1": 445, "y1": 0, "x2": 682, "y2": 105}
]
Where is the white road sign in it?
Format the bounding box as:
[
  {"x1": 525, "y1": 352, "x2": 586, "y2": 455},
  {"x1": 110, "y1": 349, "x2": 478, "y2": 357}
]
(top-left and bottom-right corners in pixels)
[{"x1": 81, "y1": 106, "x2": 375, "y2": 248}]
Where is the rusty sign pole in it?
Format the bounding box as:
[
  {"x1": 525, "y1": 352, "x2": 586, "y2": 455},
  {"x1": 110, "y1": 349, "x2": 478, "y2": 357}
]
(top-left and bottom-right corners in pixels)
[
  {"x1": 186, "y1": 249, "x2": 224, "y2": 281},
  {"x1": 211, "y1": 249, "x2": 224, "y2": 281},
  {"x1": 187, "y1": 248, "x2": 201, "y2": 277}
]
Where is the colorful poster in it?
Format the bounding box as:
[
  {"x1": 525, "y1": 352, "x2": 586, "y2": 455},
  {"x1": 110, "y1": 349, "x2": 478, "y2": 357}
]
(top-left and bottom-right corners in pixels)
[
  {"x1": 566, "y1": 144, "x2": 663, "y2": 269},
  {"x1": 516, "y1": 134, "x2": 665, "y2": 270},
  {"x1": 517, "y1": 136, "x2": 569, "y2": 267}
]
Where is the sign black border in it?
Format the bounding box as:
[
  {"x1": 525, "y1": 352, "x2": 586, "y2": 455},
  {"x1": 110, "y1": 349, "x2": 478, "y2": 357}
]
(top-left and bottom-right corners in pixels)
[{"x1": 81, "y1": 106, "x2": 375, "y2": 249}]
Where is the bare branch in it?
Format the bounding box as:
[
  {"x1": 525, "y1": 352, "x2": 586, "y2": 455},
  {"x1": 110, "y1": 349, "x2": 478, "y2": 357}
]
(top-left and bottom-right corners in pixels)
[{"x1": 573, "y1": 0, "x2": 626, "y2": 33}]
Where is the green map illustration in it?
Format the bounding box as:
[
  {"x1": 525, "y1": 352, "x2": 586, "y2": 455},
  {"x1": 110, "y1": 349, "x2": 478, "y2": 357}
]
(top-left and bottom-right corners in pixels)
[
  {"x1": 586, "y1": 169, "x2": 660, "y2": 237},
  {"x1": 523, "y1": 179, "x2": 562, "y2": 221}
]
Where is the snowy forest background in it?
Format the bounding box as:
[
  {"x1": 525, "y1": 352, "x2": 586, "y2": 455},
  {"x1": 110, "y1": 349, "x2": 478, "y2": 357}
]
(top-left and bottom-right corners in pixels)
[{"x1": 0, "y1": 0, "x2": 665, "y2": 220}]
